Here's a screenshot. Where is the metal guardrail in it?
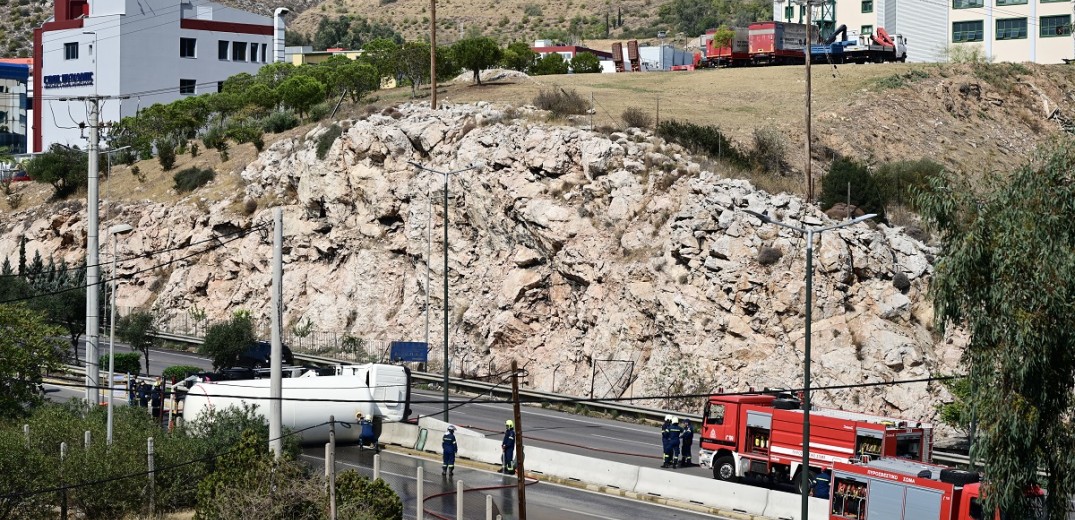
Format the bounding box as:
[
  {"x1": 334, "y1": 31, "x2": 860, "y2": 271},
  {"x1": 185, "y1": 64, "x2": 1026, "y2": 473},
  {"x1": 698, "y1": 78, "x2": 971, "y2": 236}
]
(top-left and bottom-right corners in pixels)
[{"x1": 150, "y1": 331, "x2": 702, "y2": 424}]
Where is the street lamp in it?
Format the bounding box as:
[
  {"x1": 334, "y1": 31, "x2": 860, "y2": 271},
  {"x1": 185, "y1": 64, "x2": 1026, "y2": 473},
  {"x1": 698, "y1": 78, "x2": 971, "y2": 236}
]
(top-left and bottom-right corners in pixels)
[
  {"x1": 743, "y1": 209, "x2": 874, "y2": 518},
  {"x1": 407, "y1": 161, "x2": 480, "y2": 423},
  {"x1": 106, "y1": 223, "x2": 133, "y2": 445}
]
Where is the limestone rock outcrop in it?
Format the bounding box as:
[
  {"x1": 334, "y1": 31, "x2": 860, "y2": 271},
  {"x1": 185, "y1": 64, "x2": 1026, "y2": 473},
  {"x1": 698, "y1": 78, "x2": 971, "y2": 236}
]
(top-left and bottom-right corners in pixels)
[{"x1": 0, "y1": 102, "x2": 962, "y2": 428}]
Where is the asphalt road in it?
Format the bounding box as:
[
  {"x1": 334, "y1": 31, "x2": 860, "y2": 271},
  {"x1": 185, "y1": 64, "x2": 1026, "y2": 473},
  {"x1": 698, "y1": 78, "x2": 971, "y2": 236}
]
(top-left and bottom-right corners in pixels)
[{"x1": 301, "y1": 445, "x2": 727, "y2": 520}]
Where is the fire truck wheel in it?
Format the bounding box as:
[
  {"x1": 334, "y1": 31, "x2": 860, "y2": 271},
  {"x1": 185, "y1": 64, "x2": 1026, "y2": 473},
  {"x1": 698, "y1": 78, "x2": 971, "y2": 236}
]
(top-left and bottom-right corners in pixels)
[
  {"x1": 713, "y1": 455, "x2": 737, "y2": 482},
  {"x1": 939, "y1": 468, "x2": 980, "y2": 486},
  {"x1": 794, "y1": 468, "x2": 817, "y2": 495}
]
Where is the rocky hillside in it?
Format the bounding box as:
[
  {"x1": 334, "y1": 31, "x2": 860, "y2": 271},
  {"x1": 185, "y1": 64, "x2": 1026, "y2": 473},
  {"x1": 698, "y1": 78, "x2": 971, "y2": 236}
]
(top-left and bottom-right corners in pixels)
[{"x1": 0, "y1": 102, "x2": 962, "y2": 428}]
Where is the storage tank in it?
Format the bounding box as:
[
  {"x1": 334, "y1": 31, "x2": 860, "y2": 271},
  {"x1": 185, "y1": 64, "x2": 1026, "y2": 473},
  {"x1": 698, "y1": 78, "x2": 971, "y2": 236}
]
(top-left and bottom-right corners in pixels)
[{"x1": 182, "y1": 364, "x2": 411, "y2": 444}]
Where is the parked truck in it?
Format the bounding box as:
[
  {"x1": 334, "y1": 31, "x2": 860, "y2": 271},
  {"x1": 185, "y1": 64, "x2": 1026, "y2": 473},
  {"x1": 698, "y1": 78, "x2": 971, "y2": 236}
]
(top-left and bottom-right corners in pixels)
[
  {"x1": 828, "y1": 457, "x2": 1045, "y2": 520},
  {"x1": 701, "y1": 27, "x2": 750, "y2": 67},
  {"x1": 747, "y1": 21, "x2": 814, "y2": 65},
  {"x1": 698, "y1": 391, "x2": 932, "y2": 493},
  {"x1": 811, "y1": 25, "x2": 907, "y2": 63},
  {"x1": 182, "y1": 363, "x2": 412, "y2": 445}
]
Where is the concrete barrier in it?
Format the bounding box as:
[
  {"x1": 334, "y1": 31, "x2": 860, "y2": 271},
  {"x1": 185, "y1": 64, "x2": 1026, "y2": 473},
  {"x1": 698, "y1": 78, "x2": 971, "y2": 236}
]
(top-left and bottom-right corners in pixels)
[
  {"x1": 633, "y1": 467, "x2": 769, "y2": 514},
  {"x1": 380, "y1": 421, "x2": 419, "y2": 448},
  {"x1": 524, "y1": 445, "x2": 641, "y2": 491},
  {"x1": 761, "y1": 491, "x2": 830, "y2": 520}
]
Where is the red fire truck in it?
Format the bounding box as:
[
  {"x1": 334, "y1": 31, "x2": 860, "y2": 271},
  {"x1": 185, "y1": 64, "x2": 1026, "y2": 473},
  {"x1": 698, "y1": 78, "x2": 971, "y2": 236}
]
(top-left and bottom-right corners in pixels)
[
  {"x1": 828, "y1": 458, "x2": 1045, "y2": 520},
  {"x1": 698, "y1": 392, "x2": 933, "y2": 493}
]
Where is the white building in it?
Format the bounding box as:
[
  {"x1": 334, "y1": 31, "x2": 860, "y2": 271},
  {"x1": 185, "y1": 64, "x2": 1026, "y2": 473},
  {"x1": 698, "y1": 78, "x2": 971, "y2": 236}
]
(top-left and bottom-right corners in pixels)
[
  {"x1": 774, "y1": 0, "x2": 1073, "y2": 63},
  {"x1": 33, "y1": 0, "x2": 281, "y2": 151}
]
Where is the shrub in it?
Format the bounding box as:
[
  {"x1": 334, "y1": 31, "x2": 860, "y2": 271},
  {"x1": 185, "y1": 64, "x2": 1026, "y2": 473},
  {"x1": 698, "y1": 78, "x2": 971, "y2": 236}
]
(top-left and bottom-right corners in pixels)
[
  {"x1": 99, "y1": 353, "x2": 142, "y2": 376},
  {"x1": 201, "y1": 126, "x2": 226, "y2": 150},
  {"x1": 747, "y1": 127, "x2": 786, "y2": 173},
  {"x1": 253, "y1": 134, "x2": 265, "y2": 152},
  {"x1": 892, "y1": 272, "x2": 911, "y2": 292},
  {"x1": 307, "y1": 101, "x2": 331, "y2": 122},
  {"x1": 336, "y1": 471, "x2": 404, "y2": 519},
  {"x1": 262, "y1": 111, "x2": 300, "y2": 133},
  {"x1": 656, "y1": 120, "x2": 747, "y2": 168},
  {"x1": 190, "y1": 142, "x2": 199, "y2": 157},
  {"x1": 225, "y1": 122, "x2": 263, "y2": 145},
  {"x1": 316, "y1": 124, "x2": 343, "y2": 160},
  {"x1": 173, "y1": 166, "x2": 215, "y2": 193},
  {"x1": 820, "y1": 157, "x2": 886, "y2": 222},
  {"x1": 162, "y1": 365, "x2": 202, "y2": 381},
  {"x1": 131, "y1": 165, "x2": 144, "y2": 182},
  {"x1": 621, "y1": 107, "x2": 652, "y2": 129},
  {"x1": 873, "y1": 158, "x2": 944, "y2": 209},
  {"x1": 532, "y1": 88, "x2": 589, "y2": 117},
  {"x1": 757, "y1": 246, "x2": 782, "y2": 266},
  {"x1": 155, "y1": 139, "x2": 177, "y2": 171},
  {"x1": 218, "y1": 140, "x2": 230, "y2": 162}
]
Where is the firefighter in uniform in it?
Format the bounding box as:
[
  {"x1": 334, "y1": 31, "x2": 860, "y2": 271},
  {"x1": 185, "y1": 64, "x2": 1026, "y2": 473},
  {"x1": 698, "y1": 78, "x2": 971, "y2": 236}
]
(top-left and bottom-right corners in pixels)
[
  {"x1": 442, "y1": 425, "x2": 458, "y2": 477},
  {"x1": 667, "y1": 416, "x2": 684, "y2": 468},
  {"x1": 501, "y1": 420, "x2": 516, "y2": 474},
  {"x1": 660, "y1": 416, "x2": 673, "y2": 468},
  {"x1": 679, "y1": 417, "x2": 694, "y2": 467},
  {"x1": 812, "y1": 468, "x2": 831, "y2": 499}
]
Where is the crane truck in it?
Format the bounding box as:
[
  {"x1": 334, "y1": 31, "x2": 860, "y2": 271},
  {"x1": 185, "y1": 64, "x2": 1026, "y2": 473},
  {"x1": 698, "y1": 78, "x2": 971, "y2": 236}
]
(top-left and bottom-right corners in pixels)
[
  {"x1": 182, "y1": 363, "x2": 412, "y2": 444},
  {"x1": 811, "y1": 25, "x2": 908, "y2": 63},
  {"x1": 698, "y1": 391, "x2": 932, "y2": 493}
]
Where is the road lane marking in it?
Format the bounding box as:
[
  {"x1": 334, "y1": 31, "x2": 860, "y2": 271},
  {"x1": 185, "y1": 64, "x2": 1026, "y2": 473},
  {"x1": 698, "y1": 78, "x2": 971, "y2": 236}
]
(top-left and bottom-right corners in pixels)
[{"x1": 561, "y1": 507, "x2": 619, "y2": 520}]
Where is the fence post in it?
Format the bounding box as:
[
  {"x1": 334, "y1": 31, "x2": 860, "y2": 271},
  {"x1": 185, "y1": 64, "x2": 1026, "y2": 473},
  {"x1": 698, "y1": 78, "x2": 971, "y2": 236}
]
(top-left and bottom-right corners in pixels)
[
  {"x1": 60, "y1": 442, "x2": 67, "y2": 520},
  {"x1": 373, "y1": 453, "x2": 381, "y2": 480},
  {"x1": 486, "y1": 494, "x2": 494, "y2": 520},
  {"x1": 84, "y1": 430, "x2": 91, "y2": 450},
  {"x1": 456, "y1": 479, "x2": 464, "y2": 520},
  {"x1": 329, "y1": 416, "x2": 337, "y2": 520},
  {"x1": 147, "y1": 437, "x2": 155, "y2": 517},
  {"x1": 23, "y1": 424, "x2": 28, "y2": 448},
  {"x1": 416, "y1": 466, "x2": 424, "y2": 520}
]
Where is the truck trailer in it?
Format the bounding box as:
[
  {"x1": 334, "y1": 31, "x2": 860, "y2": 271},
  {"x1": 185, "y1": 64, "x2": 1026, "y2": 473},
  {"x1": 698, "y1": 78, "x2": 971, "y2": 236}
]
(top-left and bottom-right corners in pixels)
[
  {"x1": 698, "y1": 392, "x2": 932, "y2": 493},
  {"x1": 748, "y1": 21, "x2": 813, "y2": 65},
  {"x1": 702, "y1": 27, "x2": 750, "y2": 67},
  {"x1": 182, "y1": 363, "x2": 412, "y2": 445}
]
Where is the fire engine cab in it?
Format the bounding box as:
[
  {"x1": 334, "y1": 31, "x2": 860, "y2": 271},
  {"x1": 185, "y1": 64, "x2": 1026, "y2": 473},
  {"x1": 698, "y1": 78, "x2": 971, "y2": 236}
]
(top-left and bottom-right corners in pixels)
[{"x1": 698, "y1": 392, "x2": 932, "y2": 492}]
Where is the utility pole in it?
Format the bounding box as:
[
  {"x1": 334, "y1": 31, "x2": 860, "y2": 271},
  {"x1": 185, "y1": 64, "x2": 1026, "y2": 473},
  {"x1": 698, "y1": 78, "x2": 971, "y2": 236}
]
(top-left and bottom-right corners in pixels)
[
  {"x1": 85, "y1": 96, "x2": 101, "y2": 404},
  {"x1": 430, "y1": 0, "x2": 437, "y2": 110},
  {"x1": 511, "y1": 360, "x2": 527, "y2": 520},
  {"x1": 270, "y1": 208, "x2": 283, "y2": 458},
  {"x1": 803, "y1": 0, "x2": 815, "y2": 202}
]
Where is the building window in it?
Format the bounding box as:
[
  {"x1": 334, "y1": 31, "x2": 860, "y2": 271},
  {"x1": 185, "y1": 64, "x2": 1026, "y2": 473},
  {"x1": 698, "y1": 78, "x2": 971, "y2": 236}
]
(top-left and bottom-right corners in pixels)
[
  {"x1": 952, "y1": 0, "x2": 984, "y2": 8},
  {"x1": 180, "y1": 37, "x2": 196, "y2": 58},
  {"x1": 996, "y1": 18, "x2": 1027, "y2": 40},
  {"x1": 784, "y1": 5, "x2": 793, "y2": 19},
  {"x1": 232, "y1": 42, "x2": 247, "y2": 61},
  {"x1": 261, "y1": 43, "x2": 269, "y2": 62},
  {"x1": 64, "y1": 42, "x2": 79, "y2": 60},
  {"x1": 953, "y1": 20, "x2": 984, "y2": 42},
  {"x1": 862, "y1": 0, "x2": 873, "y2": 12},
  {"x1": 995, "y1": 0, "x2": 1026, "y2": 5},
  {"x1": 218, "y1": 40, "x2": 229, "y2": 60},
  {"x1": 861, "y1": 25, "x2": 874, "y2": 35},
  {"x1": 1041, "y1": 15, "x2": 1071, "y2": 37},
  {"x1": 180, "y1": 79, "x2": 196, "y2": 95}
]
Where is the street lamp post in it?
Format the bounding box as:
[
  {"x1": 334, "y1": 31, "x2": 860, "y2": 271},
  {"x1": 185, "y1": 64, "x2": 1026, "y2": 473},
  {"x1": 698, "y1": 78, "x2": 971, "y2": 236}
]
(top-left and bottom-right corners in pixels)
[
  {"x1": 744, "y1": 209, "x2": 874, "y2": 519},
  {"x1": 106, "y1": 223, "x2": 133, "y2": 445},
  {"x1": 407, "y1": 161, "x2": 480, "y2": 422}
]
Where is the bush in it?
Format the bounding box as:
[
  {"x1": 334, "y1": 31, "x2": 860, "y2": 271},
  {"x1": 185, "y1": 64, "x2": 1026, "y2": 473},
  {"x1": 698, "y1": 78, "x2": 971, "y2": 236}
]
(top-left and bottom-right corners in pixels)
[
  {"x1": 99, "y1": 353, "x2": 142, "y2": 376},
  {"x1": 307, "y1": 101, "x2": 331, "y2": 122},
  {"x1": 748, "y1": 127, "x2": 786, "y2": 173},
  {"x1": 253, "y1": 134, "x2": 265, "y2": 152},
  {"x1": 530, "y1": 53, "x2": 570, "y2": 76},
  {"x1": 156, "y1": 139, "x2": 177, "y2": 171},
  {"x1": 873, "y1": 158, "x2": 944, "y2": 209},
  {"x1": 190, "y1": 142, "x2": 199, "y2": 157},
  {"x1": 336, "y1": 471, "x2": 404, "y2": 519},
  {"x1": 201, "y1": 126, "x2": 226, "y2": 150},
  {"x1": 261, "y1": 111, "x2": 300, "y2": 133},
  {"x1": 656, "y1": 120, "x2": 747, "y2": 168},
  {"x1": 820, "y1": 157, "x2": 886, "y2": 222},
  {"x1": 225, "y1": 122, "x2": 263, "y2": 145},
  {"x1": 173, "y1": 166, "x2": 215, "y2": 193},
  {"x1": 757, "y1": 246, "x2": 782, "y2": 266},
  {"x1": 621, "y1": 107, "x2": 652, "y2": 129},
  {"x1": 162, "y1": 365, "x2": 202, "y2": 381},
  {"x1": 532, "y1": 88, "x2": 589, "y2": 117},
  {"x1": 316, "y1": 124, "x2": 343, "y2": 160}
]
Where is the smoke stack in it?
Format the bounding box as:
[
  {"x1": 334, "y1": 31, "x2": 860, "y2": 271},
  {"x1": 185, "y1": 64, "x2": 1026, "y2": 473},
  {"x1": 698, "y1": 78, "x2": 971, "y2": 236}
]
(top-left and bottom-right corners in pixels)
[{"x1": 273, "y1": 8, "x2": 290, "y2": 63}]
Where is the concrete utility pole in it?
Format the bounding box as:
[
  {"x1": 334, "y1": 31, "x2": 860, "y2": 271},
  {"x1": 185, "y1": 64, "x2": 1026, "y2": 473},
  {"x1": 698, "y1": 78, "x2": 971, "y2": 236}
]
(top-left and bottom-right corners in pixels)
[
  {"x1": 85, "y1": 96, "x2": 101, "y2": 404},
  {"x1": 803, "y1": 0, "x2": 815, "y2": 202},
  {"x1": 270, "y1": 208, "x2": 283, "y2": 458},
  {"x1": 430, "y1": 0, "x2": 437, "y2": 110},
  {"x1": 511, "y1": 360, "x2": 527, "y2": 520}
]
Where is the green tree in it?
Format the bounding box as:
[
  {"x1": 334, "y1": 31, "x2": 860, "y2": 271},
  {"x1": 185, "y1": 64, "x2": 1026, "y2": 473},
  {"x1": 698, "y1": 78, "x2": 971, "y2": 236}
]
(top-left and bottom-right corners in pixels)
[
  {"x1": 916, "y1": 140, "x2": 1075, "y2": 519},
  {"x1": 712, "y1": 25, "x2": 735, "y2": 50},
  {"x1": 200, "y1": 311, "x2": 257, "y2": 370},
  {"x1": 451, "y1": 37, "x2": 503, "y2": 85},
  {"x1": 336, "y1": 60, "x2": 380, "y2": 102},
  {"x1": 570, "y1": 52, "x2": 601, "y2": 73},
  {"x1": 934, "y1": 376, "x2": 973, "y2": 437},
  {"x1": 0, "y1": 426, "x2": 53, "y2": 519},
  {"x1": 117, "y1": 310, "x2": 159, "y2": 374},
  {"x1": 530, "y1": 53, "x2": 569, "y2": 76},
  {"x1": 277, "y1": 75, "x2": 326, "y2": 119},
  {"x1": 819, "y1": 157, "x2": 886, "y2": 222},
  {"x1": 502, "y1": 41, "x2": 537, "y2": 73},
  {"x1": 0, "y1": 304, "x2": 63, "y2": 418},
  {"x1": 397, "y1": 41, "x2": 431, "y2": 98},
  {"x1": 24, "y1": 144, "x2": 87, "y2": 198},
  {"x1": 336, "y1": 471, "x2": 404, "y2": 520},
  {"x1": 360, "y1": 38, "x2": 401, "y2": 83}
]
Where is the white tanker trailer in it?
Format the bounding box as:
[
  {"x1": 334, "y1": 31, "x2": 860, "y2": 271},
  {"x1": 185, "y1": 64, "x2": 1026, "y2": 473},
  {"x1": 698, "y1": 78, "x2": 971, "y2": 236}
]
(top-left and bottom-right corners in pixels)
[{"x1": 182, "y1": 364, "x2": 412, "y2": 444}]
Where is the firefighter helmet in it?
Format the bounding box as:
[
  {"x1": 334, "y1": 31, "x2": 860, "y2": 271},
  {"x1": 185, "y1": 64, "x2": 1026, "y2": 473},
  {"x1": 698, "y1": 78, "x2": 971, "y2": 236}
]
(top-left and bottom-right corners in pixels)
[
  {"x1": 447, "y1": 425, "x2": 456, "y2": 432},
  {"x1": 506, "y1": 420, "x2": 514, "y2": 428}
]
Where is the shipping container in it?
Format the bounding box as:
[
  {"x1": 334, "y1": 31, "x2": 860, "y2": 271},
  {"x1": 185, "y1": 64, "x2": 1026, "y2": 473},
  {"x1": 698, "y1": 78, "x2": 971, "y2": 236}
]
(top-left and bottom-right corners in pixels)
[{"x1": 748, "y1": 21, "x2": 812, "y2": 65}]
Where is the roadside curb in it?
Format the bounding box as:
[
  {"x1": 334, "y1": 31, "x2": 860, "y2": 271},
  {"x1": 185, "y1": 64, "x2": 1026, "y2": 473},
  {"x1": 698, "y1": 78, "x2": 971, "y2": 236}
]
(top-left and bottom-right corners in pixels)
[{"x1": 378, "y1": 443, "x2": 768, "y2": 520}]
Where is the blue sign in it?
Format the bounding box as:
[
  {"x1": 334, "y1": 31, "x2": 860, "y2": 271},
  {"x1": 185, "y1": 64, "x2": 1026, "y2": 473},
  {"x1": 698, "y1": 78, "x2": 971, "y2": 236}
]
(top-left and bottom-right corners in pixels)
[
  {"x1": 389, "y1": 341, "x2": 428, "y2": 363},
  {"x1": 43, "y1": 71, "x2": 94, "y2": 89}
]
